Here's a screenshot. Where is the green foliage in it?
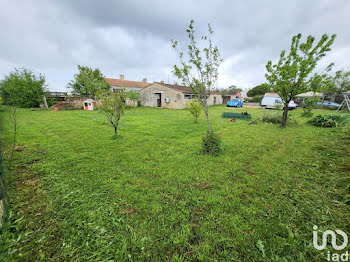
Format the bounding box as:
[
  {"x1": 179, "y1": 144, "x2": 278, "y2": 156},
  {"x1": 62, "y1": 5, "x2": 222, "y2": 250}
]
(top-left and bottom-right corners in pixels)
[
  {"x1": 0, "y1": 107, "x2": 349, "y2": 261},
  {"x1": 185, "y1": 98, "x2": 201, "y2": 123},
  {"x1": 201, "y1": 131, "x2": 222, "y2": 156},
  {"x1": 245, "y1": 95, "x2": 263, "y2": 103},
  {"x1": 172, "y1": 20, "x2": 222, "y2": 134},
  {"x1": 99, "y1": 90, "x2": 127, "y2": 135},
  {"x1": 247, "y1": 83, "x2": 270, "y2": 97},
  {"x1": 308, "y1": 114, "x2": 348, "y2": 127},
  {"x1": 45, "y1": 97, "x2": 58, "y2": 107},
  {"x1": 0, "y1": 68, "x2": 46, "y2": 108},
  {"x1": 127, "y1": 90, "x2": 140, "y2": 107},
  {"x1": 265, "y1": 33, "x2": 336, "y2": 127},
  {"x1": 301, "y1": 97, "x2": 320, "y2": 117},
  {"x1": 262, "y1": 112, "x2": 282, "y2": 124},
  {"x1": 323, "y1": 70, "x2": 350, "y2": 94},
  {"x1": 67, "y1": 65, "x2": 110, "y2": 96}
]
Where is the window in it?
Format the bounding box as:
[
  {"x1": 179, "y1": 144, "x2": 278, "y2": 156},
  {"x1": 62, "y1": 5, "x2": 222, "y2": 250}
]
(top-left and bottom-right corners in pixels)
[
  {"x1": 184, "y1": 94, "x2": 196, "y2": 99},
  {"x1": 275, "y1": 99, "x2": 282, "y2": 104}
]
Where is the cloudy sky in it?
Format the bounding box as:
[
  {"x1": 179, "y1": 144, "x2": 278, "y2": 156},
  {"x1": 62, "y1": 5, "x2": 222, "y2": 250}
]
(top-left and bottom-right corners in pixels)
[{"x1": 0, "y1": 0, "x2": 349, "y2": 91}]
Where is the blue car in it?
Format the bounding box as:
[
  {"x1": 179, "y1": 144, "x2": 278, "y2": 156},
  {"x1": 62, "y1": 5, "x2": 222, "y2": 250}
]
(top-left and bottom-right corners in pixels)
[
  {"x1": 227, "y1": 98, "x2": 243, "y2": 108},
  {"x1": 317, "y1": 101, "x2": 340, "y2": 109}
]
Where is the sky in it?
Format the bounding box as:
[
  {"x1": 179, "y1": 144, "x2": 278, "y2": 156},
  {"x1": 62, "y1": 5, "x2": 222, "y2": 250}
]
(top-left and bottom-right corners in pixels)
[{"x1": 0, "y1": 0, "x2": 349, "y2": 92}]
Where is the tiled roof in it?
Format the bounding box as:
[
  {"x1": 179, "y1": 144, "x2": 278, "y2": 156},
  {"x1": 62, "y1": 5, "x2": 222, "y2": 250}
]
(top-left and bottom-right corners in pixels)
[
  {"x1": 264, "y1": 92, "x2": 280, "y2": 97},
  {"x1": 105, "y1": 78, "x2": 150, "y2": 89},
  {"x1": 226, "y1": 90, "x2": 240, "y2": 95},
  {"x1": 158, "y1": 83, "x2": 221, "y2": 95}
]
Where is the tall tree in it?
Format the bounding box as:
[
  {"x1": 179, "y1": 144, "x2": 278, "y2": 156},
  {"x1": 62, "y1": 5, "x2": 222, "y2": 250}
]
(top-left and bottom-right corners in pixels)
[
  {"x1": 99, "y1": 90, "x2": 126, "y2": 137},
  {"x1": 247, "y1": 83, "x2": 270, "y2": 97},
  {"x1": 171, "y1": 20, "x2": 222, "y2": 134},
  {"x1": 0, "y1": 68, "x2": 46, "y2": 108},
  {"x1": 324, "y1": 70, "x2": 350, "y2": 94},
  {"x1": 265, "y1": 33, "x2": 336, "y2": 127},
  {"x1": 68, "y1": 65, "x2": 110, "y2": 96}
]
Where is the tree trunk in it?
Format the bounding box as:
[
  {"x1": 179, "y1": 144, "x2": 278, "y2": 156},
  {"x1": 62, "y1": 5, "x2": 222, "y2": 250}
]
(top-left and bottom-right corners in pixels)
[
  {"x1": 203, "y1": 106, "x2": 212, "y2": 133},
  {"x1": 114, "y1": 125, "x2": 118, "y2": 135},
  {"x1": 43, "y1": 96, "x2": 48, "y2": 109},
  {"x1": 281, "y1": 104, "x2": 289, "y2": 128}
]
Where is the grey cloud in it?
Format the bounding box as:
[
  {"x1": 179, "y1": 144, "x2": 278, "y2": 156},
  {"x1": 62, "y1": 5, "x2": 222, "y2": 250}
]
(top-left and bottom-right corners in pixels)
[{"x1": 0, "y1": 0, "x2": 349, "y2": 91}]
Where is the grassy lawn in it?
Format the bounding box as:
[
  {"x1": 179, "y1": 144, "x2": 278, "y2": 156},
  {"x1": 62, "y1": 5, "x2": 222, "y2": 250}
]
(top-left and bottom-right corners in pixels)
[{"x1": 0, "y1": 106, "x2": 349, "y2": 261}]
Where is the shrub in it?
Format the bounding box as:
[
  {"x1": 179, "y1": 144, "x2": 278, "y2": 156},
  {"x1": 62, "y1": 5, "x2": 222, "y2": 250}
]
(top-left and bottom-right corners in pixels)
[
  {"x1": 201, "y1": 132, "x2": 222, "y2": 156},
  {"x1": 308, "y1": 114, "x2": 348, "y2": 127},
  {"x1": 262, "y1": 112, "x2": 282, "y2": 124},
  {"x1": 185, "y1": 98, "x2": 202, "y2": 123},
  {"x1": 301, "y1": 97, "x2": 320, "y2": 117},
  {"x1": 245, "y1": 95, "x2": 263, "y2": 103}
]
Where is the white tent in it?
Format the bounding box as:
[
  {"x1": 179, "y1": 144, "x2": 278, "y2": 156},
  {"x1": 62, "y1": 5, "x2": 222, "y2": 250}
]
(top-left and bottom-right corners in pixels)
[{"x1": 297, "y1": 91, "x2": 323, "y2": 97}]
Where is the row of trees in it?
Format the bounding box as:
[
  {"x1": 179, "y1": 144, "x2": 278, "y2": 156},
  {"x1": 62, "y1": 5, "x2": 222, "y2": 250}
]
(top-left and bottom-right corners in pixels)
[{"x1": 248, "y1": 69, "x2": 350, "y2": 98}]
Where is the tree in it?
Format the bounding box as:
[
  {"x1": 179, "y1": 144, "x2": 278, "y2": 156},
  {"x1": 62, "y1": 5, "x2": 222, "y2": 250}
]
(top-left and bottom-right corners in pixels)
[
  {"x1": 247, "y1": 83, "x2": 270, "y2": 97},
  {"x1": 0, "y1": 68, "x2": 46, "y2": 108},
  {"x1": 99, "y1": 90, "x2": 126, "y2": 137},
  {"x1": 185, "y1": 98, "x2": 202, "y2": 123},
  {"x1": 323, "y1": 70, "x2": 350, "y2": 94},
  {"x1": 228, "y1": 85, "x2": 241, "y2": 92},
  {"x1": 172, "y1": 20, "x2": 223, "y2": 155},
  {"x1": 265, "y1": 33, "x2": 336, "y2": 127},
  {"x1": 171, "y1": 20, "x2": 222, "y2": 134},
  {"x1": 67, "y1": 65, "x2": 110, "y2": 96},
  {"x1": 127, "y1": 90, "x2": 140, "y2": 108}
]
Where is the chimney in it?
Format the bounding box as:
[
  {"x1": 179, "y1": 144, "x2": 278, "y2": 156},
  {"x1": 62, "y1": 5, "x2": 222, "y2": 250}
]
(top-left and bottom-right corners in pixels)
[
  {"x1": 120, "y1": 74, "x2": 124, "y2": 80},
  {"x1": 142, "y1": 78, "x2": 147, "y2": 83}
]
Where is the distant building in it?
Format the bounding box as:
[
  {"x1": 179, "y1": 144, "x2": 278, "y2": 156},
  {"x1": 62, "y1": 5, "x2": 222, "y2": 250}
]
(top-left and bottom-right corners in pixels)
[
  {"x1": 104, "y1": 75, "x2": 150, "y2": 93},
  {"x1": 222, "y1": 90, "x2": 242, "y2": 104},
  {"x1": 140, "y1": 82, "x2": 222, "y2": 109}
]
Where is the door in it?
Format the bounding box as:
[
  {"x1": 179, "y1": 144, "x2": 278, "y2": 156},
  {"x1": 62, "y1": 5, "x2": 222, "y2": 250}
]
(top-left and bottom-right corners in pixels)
[
  {"x1": 156, "y1": 93, "x2": 162, "y2": 107},
  {"x1": 223, "y1": 96, "x2": 230, "y2": 104},
  {"x1": 84, "y1": 103, "x2": 88, "y2": 110}
]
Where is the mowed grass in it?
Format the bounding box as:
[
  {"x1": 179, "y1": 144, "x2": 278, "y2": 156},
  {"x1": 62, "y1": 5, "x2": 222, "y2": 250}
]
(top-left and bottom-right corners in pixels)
[{"x1": 0, "y1": 106, "x2": 349, "y2": 261}]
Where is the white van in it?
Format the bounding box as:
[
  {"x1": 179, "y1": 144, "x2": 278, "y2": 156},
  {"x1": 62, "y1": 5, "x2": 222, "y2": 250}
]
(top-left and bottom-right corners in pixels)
[{"x1": 261, "y1": 96, "x2": 297, "y2": 110}]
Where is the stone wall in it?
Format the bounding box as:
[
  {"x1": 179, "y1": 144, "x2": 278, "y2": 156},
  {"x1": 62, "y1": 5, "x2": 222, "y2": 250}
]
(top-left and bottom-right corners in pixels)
[{"x1": 140, "y1": 83, "x2": 186, "y2": 109}]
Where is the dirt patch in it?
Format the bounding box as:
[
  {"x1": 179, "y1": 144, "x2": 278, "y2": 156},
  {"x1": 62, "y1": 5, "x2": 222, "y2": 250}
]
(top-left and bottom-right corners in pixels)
[{"x1": 120, "y1": 208, "x2": 138, "y2": 216}]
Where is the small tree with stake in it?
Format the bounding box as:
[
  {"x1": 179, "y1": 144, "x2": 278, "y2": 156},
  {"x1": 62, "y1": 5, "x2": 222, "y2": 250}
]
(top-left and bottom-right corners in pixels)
[
  {"x1": 99, "y1": 90, "x2": 126, "y2": 139},
  {"x1": 172, "y1": 20, "x2": 222, "y2": 155},
  {"x1": 265, "y1": 33, "x2": 336, "y2": 128}
]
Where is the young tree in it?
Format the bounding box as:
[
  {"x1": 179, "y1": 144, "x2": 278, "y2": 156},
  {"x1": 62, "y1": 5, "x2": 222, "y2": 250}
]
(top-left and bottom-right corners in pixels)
[
  {"x1": 265, "y1": 33, "x2": 336, "y2": 127},
  {"x1": 127, "y1": 90, "x2": 140, "y2": 108},
  {"x1": 99, "y1": 90, "x2": 126, "y2": 137},
  {"x1": 185, "y1": 98, "x2": 202, "y2": 123},
  {"x1": 171, "y1": 20, "x2": 222, "y2": 134},
  {"x1": 0, "y1": 68, "x2": 46, "y2": 108},
  {"x1": 67, "y1": 65, "x2": 110, "y2": 96}
]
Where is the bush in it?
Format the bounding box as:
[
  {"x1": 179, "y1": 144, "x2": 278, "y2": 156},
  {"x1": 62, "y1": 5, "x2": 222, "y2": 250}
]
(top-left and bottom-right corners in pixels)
[
  {"x1": 262, "y1": 112, "x2": 282, "y2": 124},
  {"x1": 185, "y1": 98, "x2": 201, "y2": 123},
  {"x1": 245, "y1": 95, "x2": 263, "y2": 103},
  {"x1": 201, "y1": 132, "x2": 222, "y2": 156},
  {"x1": 308, "y1": 114, "x2": 348, "y2": 127},
  {"x1": 301, "y1": 97, "x2": 320, "y2": 117}
]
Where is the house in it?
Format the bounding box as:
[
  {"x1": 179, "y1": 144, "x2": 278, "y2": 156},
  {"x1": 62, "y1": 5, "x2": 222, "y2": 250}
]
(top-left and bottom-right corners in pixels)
[
  {"x1": 222, "y1": 90, "x2": 242, "y2": 104},
  {"x1": 104, "y1": 75, "x2": 150, "y2": 93},
  {"x1": 105, "y1": 75, "x2": 150, "y2": 106},
  {"x1": 140, "y1": 82, "x2": 223, "y2": 109}
]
